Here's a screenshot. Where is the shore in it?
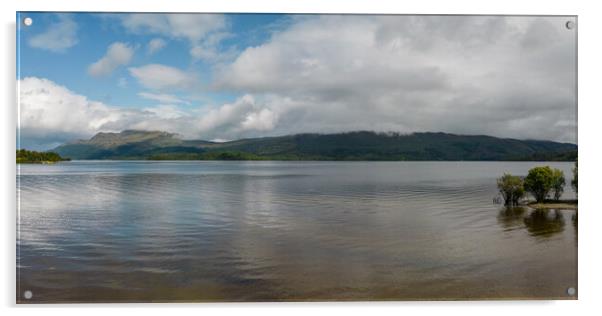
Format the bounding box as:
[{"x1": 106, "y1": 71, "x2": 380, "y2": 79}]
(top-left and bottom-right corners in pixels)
[
  {"x1": 17, "y1": 160, "x2": 67, "y2": 164},
  {"x1": 525, "y1": 200, "x2": 578, "y2": 211}
]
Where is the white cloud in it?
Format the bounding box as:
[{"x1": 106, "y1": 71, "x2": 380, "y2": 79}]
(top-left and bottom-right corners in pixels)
[
  {"x1": 210, "y1": 138, "x2": 230, "y2": 143},
  {"x1": 128, "y1": 64, "x2": 197, "y2": 90},
  {"x1": 118, "y1": 14, "x2": 227, "y2": 60},
  {"x1": 195, "y1": 94, "x2": 255, "y2": 133},
  {"x1": 190, "y1": 45, "x2": 218, "y2": 61},
  {"x1": 121, "y1": 14, "x2": 225, "y2": 42},
  {"x1": 20, "y1": 16, "x2": 577, "y2": 149},
  {"x1": 147, "y1": 38, "x2": 166, "y2": 54},
  {"x1": 18, "y1": 77, "x2": 126, "y2": 145},
  {"x1": 138, "y1": 92, "x2": 189, "y2": 104},
  {"x1": 88, "y1": 42, "x2": 135, "y2": 77},
  {"x1": 18, "y1": 77, "x2": 195, "y2": 149},
  {"x1": 189, "y1": 32, "x2": 237, "y2": 62},
  {"x1": 190, "y1": 95, "x2": 285, "y2": 139},
  {"x1": 18, "y1": 77, "x2": 280, "y2": 149},
  {"x1": 142, "y1": 105, "x2": 187, "y2": 119},
  {"x1": 213, "y1": 16, "x2": 576, "y2": 143},
  {"x1": 241, "y1": 108, "x2": 278, "y2": 131},
  {"x1": 28, "y1": 14, "x2": 78, "y2": 52}
]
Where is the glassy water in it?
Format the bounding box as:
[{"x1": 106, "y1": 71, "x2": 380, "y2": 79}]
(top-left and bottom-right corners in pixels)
[{"x1": 17, "y1": 161, "x2": 577, "y2": 302}]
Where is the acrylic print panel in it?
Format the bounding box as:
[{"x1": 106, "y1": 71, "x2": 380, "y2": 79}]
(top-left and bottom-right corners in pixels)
[{"x1": 16, "y1": 12, "x2": 577, "y2": 303}]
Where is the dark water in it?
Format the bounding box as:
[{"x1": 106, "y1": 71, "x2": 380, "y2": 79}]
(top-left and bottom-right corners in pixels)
[{"x1": 17, "y1": 161, "x2": 577, "y2": 302}]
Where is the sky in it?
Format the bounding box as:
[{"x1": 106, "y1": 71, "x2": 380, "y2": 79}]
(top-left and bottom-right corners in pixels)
[{"x1": 17, "y1": 13, "x2": 577, "y2": 150}]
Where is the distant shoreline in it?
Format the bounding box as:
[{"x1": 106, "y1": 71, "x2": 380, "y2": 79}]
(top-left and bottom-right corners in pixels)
[
  {"x1": 51, "y1": 130, "x2": 577, "y2": 162},
  {"x1": 32, "y1": 159, "x2": 578, "y2": 163},
  {"x1": 17, "y1": 161, "x2": 66, "y2": 164}
]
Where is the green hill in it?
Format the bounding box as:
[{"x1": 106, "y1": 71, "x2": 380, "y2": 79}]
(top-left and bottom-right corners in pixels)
[{"x1": 53, "y1": 130, "x2": 577, "y2": 161}]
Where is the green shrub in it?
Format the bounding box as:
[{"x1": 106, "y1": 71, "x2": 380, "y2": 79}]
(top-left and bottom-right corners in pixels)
[
  {"x1": 550, "y1": 168, "x2": 566, "y2": 201},
  {"x1": 497, "y1": 173, "x2": 525, "y2": 206},
  {"x1": 524, "y1": 166, "x2": 555, "y2": 203}
]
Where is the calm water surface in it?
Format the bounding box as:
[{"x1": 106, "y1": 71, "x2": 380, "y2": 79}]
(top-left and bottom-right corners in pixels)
[{"x1": 17, "y1": 161, "x2": 577, "y2": 302}]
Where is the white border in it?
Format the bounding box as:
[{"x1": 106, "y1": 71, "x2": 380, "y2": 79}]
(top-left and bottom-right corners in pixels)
[{"x1": 2, "y1": 0, "x2": 601, "y2": 315}]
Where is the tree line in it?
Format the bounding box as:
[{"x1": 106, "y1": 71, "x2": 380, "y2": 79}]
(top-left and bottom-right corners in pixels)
[
  {"x1": 16, "y1": 149, "x2": 70, "y2": 163},
  {"x1": 497, "y1": 162, "x2": 578, "y2": 206}
]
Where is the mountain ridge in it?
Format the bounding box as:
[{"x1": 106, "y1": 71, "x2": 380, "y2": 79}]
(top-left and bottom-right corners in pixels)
[{"x1": 53, "y1": 130, "x2": 577, "y2": 161}]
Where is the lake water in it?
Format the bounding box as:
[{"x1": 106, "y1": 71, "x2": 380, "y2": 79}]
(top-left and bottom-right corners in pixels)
[{"x1": 17, "y1": 161, "x2": 577, "y2": 302}]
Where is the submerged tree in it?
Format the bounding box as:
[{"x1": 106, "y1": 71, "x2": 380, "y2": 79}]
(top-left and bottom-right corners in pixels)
[
  {"x1": 551, "y1": 168, "x2": 566, "y2": 201},
  {"x1": 497, "y1": 173, "x2": 525, "y2": 206}
]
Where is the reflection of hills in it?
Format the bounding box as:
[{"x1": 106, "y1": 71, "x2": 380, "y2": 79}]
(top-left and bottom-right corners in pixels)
[{"x1": 523, "y1": 209, "x2": 565, "y2": 238}]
